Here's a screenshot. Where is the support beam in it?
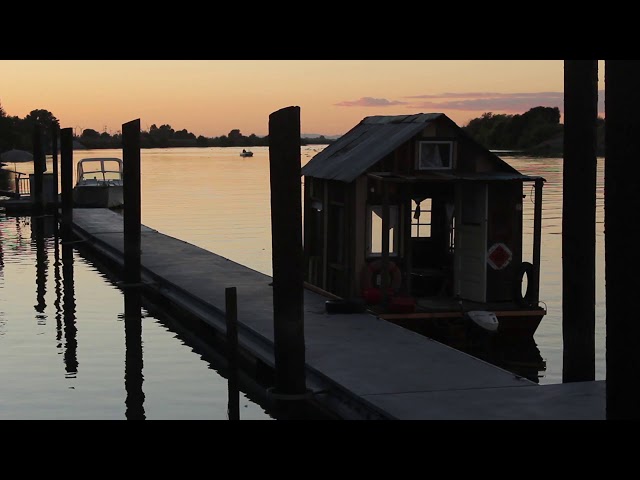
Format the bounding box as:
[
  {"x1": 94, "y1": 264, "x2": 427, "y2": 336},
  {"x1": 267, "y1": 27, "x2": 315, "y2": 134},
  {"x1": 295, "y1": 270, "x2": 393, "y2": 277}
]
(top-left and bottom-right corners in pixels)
[
  {"x1": 60, "y1": 128, "x2": 74, "y2": 230},
  {"x1": 122, "y1": 119, "x2": 141, "y2": 286},
  {"x1": 32, "y1": 125, "x2": 45, "y2": 212},
  {"x1": 562, "y1": 60, "x2": 598, "y2": 383},
  {"x1": 268, "y1": 105, "x2": 306, "y2": 396},
  {"x1": 51, "y1": 123, "x2": 59, "y2": 213},
  {"x1": 605, "y1": 60, "x2": 640, "y2": 419}
]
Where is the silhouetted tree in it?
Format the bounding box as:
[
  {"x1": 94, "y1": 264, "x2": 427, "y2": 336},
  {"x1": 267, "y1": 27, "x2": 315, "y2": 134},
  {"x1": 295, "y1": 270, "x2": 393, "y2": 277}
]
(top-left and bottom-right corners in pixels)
[
  {"x1": 462, "y1": 106, "x2": 563, "y2": 153},
  {"x1": 81, "y1": 128, "x2": 100, "y2": 138},
  {"x1": 228, "y1": 129, "x2": 243, "y2": 145}
]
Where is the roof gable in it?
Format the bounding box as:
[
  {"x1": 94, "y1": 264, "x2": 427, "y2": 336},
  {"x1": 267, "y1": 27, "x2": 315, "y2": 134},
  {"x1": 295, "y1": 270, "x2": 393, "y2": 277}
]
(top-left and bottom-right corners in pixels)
[
  {"x1": 301, "y1": 113, "x2": 522, "y2": 182},
  {"x1": 301, "y1": 114, "x2": 443, "y2": 182}
]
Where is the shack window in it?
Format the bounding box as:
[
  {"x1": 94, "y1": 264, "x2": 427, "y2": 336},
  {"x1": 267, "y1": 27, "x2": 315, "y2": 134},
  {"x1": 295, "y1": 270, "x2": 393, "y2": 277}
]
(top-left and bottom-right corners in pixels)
[
  {"x1": 416, "y1": 141, "x2": 453, "y2": 170},
  {"x1": 366, "y1": 205, "x2": 398, "y2": 256},
  {"x1": 411, "y1": 198, "x2": 431, "y2": 238}
]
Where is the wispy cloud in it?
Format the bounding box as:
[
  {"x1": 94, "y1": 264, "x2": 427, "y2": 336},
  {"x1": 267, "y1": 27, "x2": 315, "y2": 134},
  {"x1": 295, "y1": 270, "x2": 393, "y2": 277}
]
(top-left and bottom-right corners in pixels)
[
  {"x1": 405, "y1": 92, "x2": 564, "y2": 100},
  {"x1": 334, "y1": 97, "x2": 408, "y2": 107},
  {"x1": 334, "y1": 91, "x2": 605, "y2": 117},
  {"x1": 403, "y1": 91, "x2": 605, "y2": 114}
]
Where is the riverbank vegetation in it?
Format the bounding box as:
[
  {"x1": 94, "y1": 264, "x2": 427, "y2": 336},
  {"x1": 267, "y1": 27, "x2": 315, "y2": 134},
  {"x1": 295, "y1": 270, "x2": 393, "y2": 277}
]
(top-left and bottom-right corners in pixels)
[
  {"x1": 0, "y1": 101, "x2": 604, "y2": 156},
  {"x1": 461, "y1": 106, "x2": 605, "y2": 156},
  {"x1": 0, "y1": 103, "x2": 333, "y2": 153}
]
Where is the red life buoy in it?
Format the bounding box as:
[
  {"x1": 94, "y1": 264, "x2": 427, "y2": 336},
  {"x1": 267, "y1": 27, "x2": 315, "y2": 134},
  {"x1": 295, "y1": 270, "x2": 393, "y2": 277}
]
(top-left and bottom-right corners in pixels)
[{"x1": 361, "y1": 259, "x2": 402, "y2": 291}]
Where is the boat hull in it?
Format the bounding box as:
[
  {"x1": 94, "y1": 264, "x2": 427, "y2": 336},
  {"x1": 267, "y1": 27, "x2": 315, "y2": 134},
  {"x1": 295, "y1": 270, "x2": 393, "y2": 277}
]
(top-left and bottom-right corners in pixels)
[
  {"x1": 380, "y1": 307, "x2": 545, "y2": 348},
  {"x1": 73, "y1": 185, "x2": 124, "y2": 208}
]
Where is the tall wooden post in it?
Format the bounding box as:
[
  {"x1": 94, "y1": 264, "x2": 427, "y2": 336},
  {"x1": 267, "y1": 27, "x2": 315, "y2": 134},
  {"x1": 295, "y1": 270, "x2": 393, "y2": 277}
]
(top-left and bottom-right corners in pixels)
[
  {"x1": 268, "y1": 106, "x2": 306, "y2": 396},
  {"x1": 562, "y1": 60, "x2": 598, "y2": 383},
  {"x1": 60, "y1": 128, "x2": 74, "y2": 231},
  {"x1": 122, "y1": 119, "x2": 141, "y2": 286},
  {"x1": 605, "y1": 61, "x2": 640, "y2": 419},
  {"x1": 532, "y1": 179, "x2": 543, "y2": 304},
  {"x1": 51, "y1": 123, "x2": 59, "y2": 213},
  {"x1": 33, "y1": 124, "x2": 45, "y2": 212}
]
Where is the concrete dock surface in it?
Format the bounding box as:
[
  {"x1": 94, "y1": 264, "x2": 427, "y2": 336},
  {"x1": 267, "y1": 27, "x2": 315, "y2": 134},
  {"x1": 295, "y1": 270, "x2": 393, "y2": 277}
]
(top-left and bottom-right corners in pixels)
[{"x1": 68, "y1": 208, "x2": 605, "y2": 420}]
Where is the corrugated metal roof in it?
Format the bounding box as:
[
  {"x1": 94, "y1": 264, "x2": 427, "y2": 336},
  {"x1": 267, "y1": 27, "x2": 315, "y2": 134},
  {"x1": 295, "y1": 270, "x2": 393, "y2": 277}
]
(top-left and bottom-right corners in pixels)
[{"x1": 301, "y1": 113, "x2": 443, "y2": 182}]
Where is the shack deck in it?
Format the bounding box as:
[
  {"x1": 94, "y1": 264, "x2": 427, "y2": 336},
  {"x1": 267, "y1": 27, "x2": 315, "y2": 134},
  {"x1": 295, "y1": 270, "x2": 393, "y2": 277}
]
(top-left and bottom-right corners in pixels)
[{"x1": 67, "y1": 208, "x2": 605, "y2": 419}]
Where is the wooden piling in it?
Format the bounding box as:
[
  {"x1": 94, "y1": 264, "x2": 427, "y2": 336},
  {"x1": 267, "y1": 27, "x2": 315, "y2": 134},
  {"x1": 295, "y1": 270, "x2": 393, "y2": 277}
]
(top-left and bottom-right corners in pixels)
[
  {"x1": 122, "y1": 119, "x2": 141, "y2": 286},
  {"x1": 51, "y1": 123, "x2": 59, "y2": 212},
  {"x1": 226, "y1": 287, "x2": 240, "y2": 420},
  {"x1": 32, "y1": 125, "x2": 45, "y2": 212},
  {"x1": 268, "y1": 106, "x2": 306, "y2": 396},
  {"x1": 604, "y1": 60, "x2": 640, "y2": 419},
  {"x1": 532, "y1": 179, "x2": 543, "y2": 304},
  {"x1": 60, "y1": 128, "x2": 74, "y2": 230},
  {"x1": 562, "y1": 60, "x2": 598, "y2": 383}
]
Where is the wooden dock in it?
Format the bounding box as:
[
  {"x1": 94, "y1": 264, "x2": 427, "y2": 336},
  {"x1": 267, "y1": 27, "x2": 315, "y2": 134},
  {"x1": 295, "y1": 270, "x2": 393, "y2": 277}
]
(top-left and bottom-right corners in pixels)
[{"x1": 67, "y1": 208, "x2": 605, "y2": 419}]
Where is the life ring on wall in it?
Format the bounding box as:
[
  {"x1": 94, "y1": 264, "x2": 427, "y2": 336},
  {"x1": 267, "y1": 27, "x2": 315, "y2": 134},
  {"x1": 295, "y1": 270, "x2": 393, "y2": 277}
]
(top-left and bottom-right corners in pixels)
[
  {"x1": 361, "y1": 259, "x2": 402, "y2": 291},
  {"x1": 515, "y1": 261, "x2": 536, "y2": 307}
]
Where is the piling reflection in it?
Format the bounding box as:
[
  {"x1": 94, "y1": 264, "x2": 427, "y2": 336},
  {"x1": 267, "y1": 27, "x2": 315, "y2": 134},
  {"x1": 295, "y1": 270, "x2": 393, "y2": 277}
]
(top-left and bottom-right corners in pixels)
[
  {"x1": 61, "y1": 226, "x2": 78, "y2": 377},
  {"x1": 123, "y1": 288, "x2": 145, "y2": 420},
  {"x1": 464, "y1": 334, "x2": 546, "y2": 383},
  {"x1": 53, "y1": 224, "x2": 63, "y2": 349},
  {"x1": 0, "y1": 217, "x2": 3, "y2": 274},
  {"x1": 225, "y1": 287, "x2": 240, "y2": 421},
  {"x1": 32, "y1": 216, "x2": 48, "y2": 321}
]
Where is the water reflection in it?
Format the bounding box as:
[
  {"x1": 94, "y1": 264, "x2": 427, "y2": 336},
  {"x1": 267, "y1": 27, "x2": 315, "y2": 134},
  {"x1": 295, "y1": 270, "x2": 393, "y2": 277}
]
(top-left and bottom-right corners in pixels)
[
  {"x1": 54, "y1": 224, "x2": 63, "y2": 350},
  {"x1": 61, "y1": 225, "x2": 78, "y2": 378},
  {"x1": 32, "y1": 216, "x2": 48, "y2": 320},
  {"x1": 463, "y1": 333, "x2": 546, "y2": 383},
  {"x1": 123, "y1": 288, "x2": 145, "y2": 420},
  {"x1": 0, "y1": 208, "x2": 273, "y2": 419},
  {"x1": 225, "y1": 287, "x2": 240, "y2": 421}
]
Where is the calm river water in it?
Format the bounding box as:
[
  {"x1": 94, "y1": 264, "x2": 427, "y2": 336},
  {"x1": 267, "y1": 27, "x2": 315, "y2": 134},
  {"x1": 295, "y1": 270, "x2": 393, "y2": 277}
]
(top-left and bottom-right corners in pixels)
[{"x1": 0, "y1": 145, "x2": 606, "y2": 419}]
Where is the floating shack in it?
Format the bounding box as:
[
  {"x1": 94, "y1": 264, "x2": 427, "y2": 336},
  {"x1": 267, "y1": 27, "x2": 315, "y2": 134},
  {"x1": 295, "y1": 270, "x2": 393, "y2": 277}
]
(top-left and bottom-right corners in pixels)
[{"x1": 301, "y1": 113, "x2": 546, "y2": 343}]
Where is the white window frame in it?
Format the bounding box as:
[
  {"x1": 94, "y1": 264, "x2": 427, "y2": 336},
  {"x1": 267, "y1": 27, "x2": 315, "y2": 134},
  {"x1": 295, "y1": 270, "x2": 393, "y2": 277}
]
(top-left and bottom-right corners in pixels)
[{"x1": 416, "y1": 141, "x2": 454, "y2": 170}]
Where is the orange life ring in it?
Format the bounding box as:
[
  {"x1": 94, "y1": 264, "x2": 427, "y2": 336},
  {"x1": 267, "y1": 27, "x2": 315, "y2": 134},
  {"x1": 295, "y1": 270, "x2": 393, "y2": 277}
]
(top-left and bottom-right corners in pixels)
[{"x1": 361, "y1": 259, "x2": 402, "y2": 291}]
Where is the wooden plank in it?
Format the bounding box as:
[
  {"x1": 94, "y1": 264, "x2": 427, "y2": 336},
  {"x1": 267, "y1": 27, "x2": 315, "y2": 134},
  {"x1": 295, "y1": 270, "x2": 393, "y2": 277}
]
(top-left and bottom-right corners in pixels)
[{"x1": 303, "y1": 281, "x2": 341, "y2": 300}]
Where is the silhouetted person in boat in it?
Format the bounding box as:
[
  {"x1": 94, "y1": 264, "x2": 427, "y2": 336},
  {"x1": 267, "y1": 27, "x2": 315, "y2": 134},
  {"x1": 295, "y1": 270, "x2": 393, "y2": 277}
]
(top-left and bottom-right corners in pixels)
[{"x1": 242, "y1": 149, "x2": 246, "y2": 153}]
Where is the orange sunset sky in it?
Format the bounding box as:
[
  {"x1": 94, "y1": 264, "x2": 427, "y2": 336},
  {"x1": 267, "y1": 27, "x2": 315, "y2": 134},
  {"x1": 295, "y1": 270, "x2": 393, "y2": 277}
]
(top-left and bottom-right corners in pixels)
[{"x1": 0, "y1": 60, "x2": 606, "y2": 138}]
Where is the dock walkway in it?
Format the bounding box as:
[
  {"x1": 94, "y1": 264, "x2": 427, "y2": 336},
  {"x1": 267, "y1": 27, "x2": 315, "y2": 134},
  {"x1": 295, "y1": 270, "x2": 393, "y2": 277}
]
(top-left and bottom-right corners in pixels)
[{"x1": 69, "y1": 208, "x2": 605, "y2": 419}]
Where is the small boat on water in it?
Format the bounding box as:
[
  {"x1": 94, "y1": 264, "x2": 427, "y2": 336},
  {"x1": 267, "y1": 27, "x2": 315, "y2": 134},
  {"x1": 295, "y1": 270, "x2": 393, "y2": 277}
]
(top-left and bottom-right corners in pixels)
[
  {"x1": 240, "y1": 149, "x2": 254, "y2": 157},
  {"x1": 73, "y1": 157, "x2": 124, "y2": 208}
]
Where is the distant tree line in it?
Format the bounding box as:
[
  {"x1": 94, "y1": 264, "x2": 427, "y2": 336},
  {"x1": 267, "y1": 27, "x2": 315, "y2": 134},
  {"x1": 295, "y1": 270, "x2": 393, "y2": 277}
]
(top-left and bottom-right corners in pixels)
[
  {"x1": 0, "y1": 101, "x2": 604, "y2": 157},
  {"x1": 0, "y1": 101, "x2": 333, "y2": 153},
  {"x1": 461, "y1": 106, "x2": 605, "y2": 155}
]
